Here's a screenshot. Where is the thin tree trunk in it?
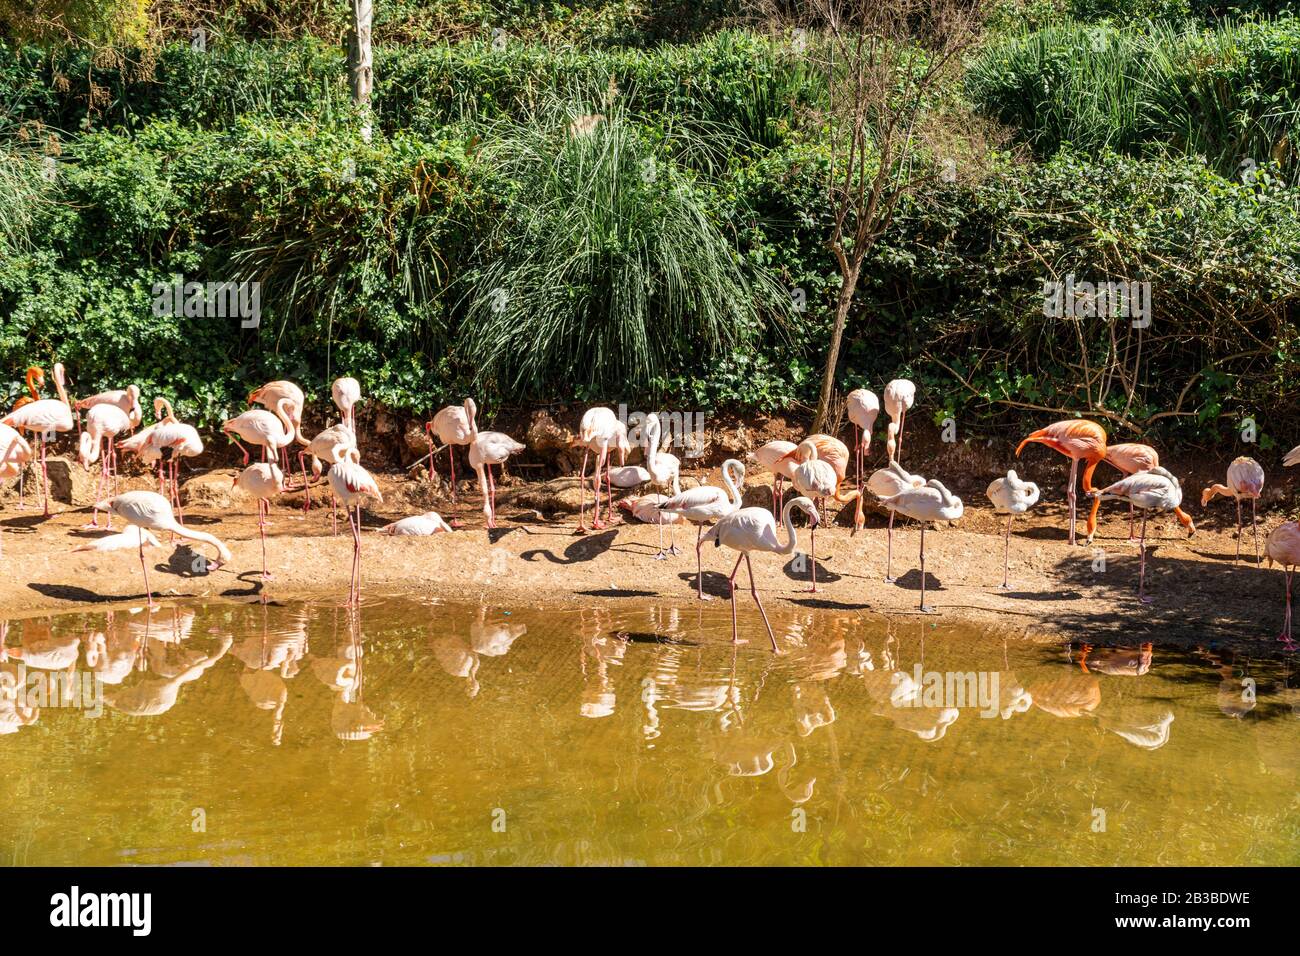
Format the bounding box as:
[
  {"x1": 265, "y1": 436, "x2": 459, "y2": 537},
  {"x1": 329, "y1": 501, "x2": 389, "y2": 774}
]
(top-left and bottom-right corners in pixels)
[
  {"x1": 813, "y1": 262, "x2": 860, "y2": 433},
  {"x1": 348, "y1": 0, "x2": 374, "y2": 139}
]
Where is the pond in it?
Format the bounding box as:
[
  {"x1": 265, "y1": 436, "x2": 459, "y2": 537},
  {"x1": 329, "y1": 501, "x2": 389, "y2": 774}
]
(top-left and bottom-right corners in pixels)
[{"x1": 0, "y1": 598, "x2": 1295, "y2": 866}]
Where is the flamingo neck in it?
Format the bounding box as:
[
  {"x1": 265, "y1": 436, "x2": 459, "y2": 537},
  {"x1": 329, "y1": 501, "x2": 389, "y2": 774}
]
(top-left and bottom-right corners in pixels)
[
  {"x1": 52, "y1": 365, "x2": 69, "y2": 407},
  {"x1": 721, "y1": 462, "x2": 742, "y2": 509},
  {"x1": 776, "y1": 500, "x2": 802, "y2": 556}
]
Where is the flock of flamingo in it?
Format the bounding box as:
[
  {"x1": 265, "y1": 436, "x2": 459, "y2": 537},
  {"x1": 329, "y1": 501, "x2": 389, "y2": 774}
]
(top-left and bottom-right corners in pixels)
[{"x1": 0, "y1": 365, "x2": 1296, "y2": 652}]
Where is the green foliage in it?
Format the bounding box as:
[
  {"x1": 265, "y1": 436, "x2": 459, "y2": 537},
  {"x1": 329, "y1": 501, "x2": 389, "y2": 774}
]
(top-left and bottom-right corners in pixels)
[{"x1": 968, "y1": 18, "x2": 1300, "y2": 182}]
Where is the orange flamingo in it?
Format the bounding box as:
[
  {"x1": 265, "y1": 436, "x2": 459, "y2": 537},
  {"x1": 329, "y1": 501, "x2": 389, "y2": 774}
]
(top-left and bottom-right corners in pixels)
[
  {"x1": 1101, "y1": 443, "x2": 1195, "y2": 540},
  {"x1": 10, "y1": 366, "x2": 44, "y2": 412},
  {"x1": 1015, "y1": 419, "x2": 1107, "y2": 546}
]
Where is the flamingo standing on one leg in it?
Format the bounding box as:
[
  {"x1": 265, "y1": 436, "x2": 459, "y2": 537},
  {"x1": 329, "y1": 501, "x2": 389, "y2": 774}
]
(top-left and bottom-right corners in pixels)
[
  {"x1": 644, "y1": 413, "x2": 682, "y2": 497},
  {"x1": 468, "y1": 426, "x2": 526, "y2": 530},
  {"x1": 301, "y1": 422, "x2": 356, "y2": 515},
  {"x1": 328, "y1": 450, "x2": 383, "y2": 606},
  {"x1": 332, "y1": 376, "x2": 362, "y2": 435},
  {"x1": 879, "y1": 478, "x2": 964, "y2": 613},
  {"x1": 985, "y1": 469, "x2": 1041, "y2": 590},
  {"x1": 1, "y1": 362, "x2": 73, "y2": 516},
  {"x1": 7, "y1": 366, "x2": 44, "y2": 508},
  {"x1": 234, "y1": 462, "x2": 285, "y2": 584},
  {"x1": 1202, "y1": 456, "x2": 1265, "y2": 564},
  {"x1": 144, "y1": 400, "x2": 204, "y2": 524},
  {"x1": 98, "y1": 490, "x2": 231, "y2": 610},
  {"x1": 846, "y1": 387, "x2": 880, "y2": 493},
  {"x1": 574, "y1": 406, "x2": 627, "y2": 533},
  {"x1": 659, "y1": 459, "x2": 746, "y2": 599},
  {"x1": 1015, "y1": 419, "x2": 1108, "y2": 546},
  {"x1": 785, "y1": 439, "x2": 862, "y2": 591},
  {"x1": 618, "y1": 493, "x2": 684, "y2": 559},
  {"x1": 428, "y1": 398, "x2": 477, "y2": 524},
  {"x1": 1090, "y1": 466, "x2": 1187, "y2": 604},
  {"x1": 1265, "y1": 521, "x2": 1300, "y2": 651},
  {"x1": 702, "y1": 496, "x2": 821, "y2": 651},
  {"x1": 867, "y1": 460, "x2": 925, "y2": 583},
  {"x1": 78, "y1": 403, "x2": 139, "y2": 528},
  {"x1": 882, "y1": 379, "x2": 916, "y2": 463},
  {"x1": 249, "y1": 380, "x2": 310, "y2": 486},
  {"x1": 748, "y1": 440, "x2": 797, "y2": 519}
]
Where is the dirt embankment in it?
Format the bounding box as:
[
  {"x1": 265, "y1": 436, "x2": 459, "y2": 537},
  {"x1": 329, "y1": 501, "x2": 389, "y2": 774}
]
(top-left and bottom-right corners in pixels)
[{"x1": 1, "y1": 412, "x2": 1295, "y2": 656}]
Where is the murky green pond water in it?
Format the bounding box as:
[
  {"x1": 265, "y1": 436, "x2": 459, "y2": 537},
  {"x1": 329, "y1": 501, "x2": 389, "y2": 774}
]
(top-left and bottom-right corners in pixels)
[{"x1": 0, "y1": 597, "x2": 1295, "y2": 866}]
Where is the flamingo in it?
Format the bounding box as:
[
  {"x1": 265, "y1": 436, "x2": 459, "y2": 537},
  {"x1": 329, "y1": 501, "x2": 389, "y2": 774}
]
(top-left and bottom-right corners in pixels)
[
  {"x1": 879, "y1": 479, "x2": 964, "y2": 612},
  {"x1": 1201, "y1": 456, "x2": 1265, "y2": 564},
  {"x1": 222, "y1": 397, "x2": 297, "y2": 467},
  {"x1": 249, "y1": 380, "x2": 310, "y2": 482},
  {"x1": 78, "y1": 403, "x2": 138, "y2": 528},
  {"x1": 1100, "y1": 443, "x2": 1195, "y2": 540},
  {"x1": 0, "y1": 423, "x2": 32, "y2": 556},
  {"x1": 1265, "y1": 522, "x2": 1300, "y2": 651},
  {"x1": 1090, "y1": 466, "x2": 1186, "y2": 604},
  {"x1": 1015, "y1": 419, "x2": 1108, "y2": 546},
  {"x1": 234, "y1": 462, "x2": 285, "y2": 583},
  {"x1": 1, "y1": 362, "x2": 73, "y2": 516},
  {"x1": 702, "y1": 496, "x2": 821, "y2": 651},
  {"x1": 379, "y1": 512, "x2": 453, "y2": 535},
  {"x1": 846, "y1": 387, "x2": 880, "y2": 490},
  {"x1": 867, "y1": 459, "x2": 925, "y2": 583},
  {"x1": 882, "y1": 379, "x2": 916, "y2": 462},
  {"x1": 659, "y1": 459, "x2": 746, "y2": 599},
  {"x1": 300, "y1": 422, "x2": 356, "y2": 512},
  {"x1": 644, "y1": 413, "x2": 682, "y2": 496},
  {"x1": 427, "y1": 398, "x2": 476, "y2": 517},
  {"x1": 588, "y1": 463, "x2": 650, "y2": 491},
  {"x1": 144, "y1": 399, "x2": 204, "y2": 523},
  {"x1": 985, "y1": 469, "x2": 1041, "y2": 590},
  {"x1": 98, "y1": 491, "x2": 231, "y2": 610},
  {"x1": 748, "y1": 440, "x2": 798, "y2": 518},
  {"x1": 468, "y1": 427, "x2": 526, "y2": 529},
  {"x1": 778, "y1": 434, "x2": 862, "y2": 530},
  {"x1": 10, "y1": 366, "x2": 44, "y2": 412},
  {"x1": 75, "y1": 384, "x2": 141, "y2": 421},
  {"x1": 328, "y1": 450, "x2": 383, "y2": 605},
  {"x1": 617, "y1": 492, "x2": 684, "y2": 559},
  {"x1": 785, "y1": 439, "x2": 862, "y2": 591},
  {"x1": 332, "y1": 376, "x2": 362, "y2": 434},
  {"x1": 575, "y1": 406, "x2": 627, "y2": 532}
]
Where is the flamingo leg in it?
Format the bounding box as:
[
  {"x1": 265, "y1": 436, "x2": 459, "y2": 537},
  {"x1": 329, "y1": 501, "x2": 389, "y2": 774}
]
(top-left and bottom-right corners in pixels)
[
  {"x1": 139, "y1": 532, "x2": 158, "y2": 611},
  {"x1": 653, "y1": 508, "x2": 666, "y2": 559},
  {"x1": 885, "y1": 510, "x2": 896, "y2": 583},
  {"x1": 300, "y1": 451, "x2": 312, "y2": 512},
  {"x1": 592, "y1": 448, "x2": 608, "y2": 530},
  {"x1": 40, "y1": 437, "x2": 50, "y2": 516},
  {"x1": 577, "y1": 447, "x2": 591, "y2": 533},
  {"x1": 1252, "y1": 498, "x2": 1260, "y2": 564},
  {"x1": 487, "y1": 465, "x2": 497, "y2": 529},
  {"x1": 897, "y1": 408, "x2": 906, "y2": 461},
  {"x1": 449, "y1": 445, "x2": 459, "y2": 505},
  {"x1": 1066, "y1": 457, "x2": 1079, "y2": 546},
  {"x1": 1235, "y1": 497, "x2": 1243, "y2": 563},
  {"x1": 727, "y1": 552, "x2": 747, "y2": 646},
  {"x1": 605, "y1": 454, "x2": 615, "y2": 525},
  {"x1": 259, "y1": 499, "x2": 269, "y2": 583},
  {"x1": 1138, "y1": 513, "x2": 1151, "y2": 604},
  {"x1": 1000, "y1": 514, "x2": 1012, "y2": 590},
  {"x1": 1279, "y1": 569, "x2": 1297, "y2": 650},
  {"x1": 694, "y1": 523, "x2": 710, "y2": 600},
  {"x1": 919, "y1": 524, "x2": 933, "y2": 613},
  {"x1": 348, "y1": 504, "x2": 361, "y2": 606},
  {"x1": 746, "y1": 553, "x2": 777, "y2": 652},
  {"x1": 1127, "y1": 502, "x2": 1135, "y2": 541}
]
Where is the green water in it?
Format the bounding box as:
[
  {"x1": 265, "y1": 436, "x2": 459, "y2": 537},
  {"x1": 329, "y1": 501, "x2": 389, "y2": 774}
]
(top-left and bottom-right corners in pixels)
[{"x1": 0, "y1": 598, "x2": 1295, "y2": 866}]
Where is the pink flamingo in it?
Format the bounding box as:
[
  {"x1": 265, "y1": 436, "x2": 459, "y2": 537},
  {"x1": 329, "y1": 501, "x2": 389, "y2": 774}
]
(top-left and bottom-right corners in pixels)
[
  {"x1": 1201, "y1": 456, "x2": 1265, "y2": 563},
  {"x1": 332, "y1": 377, "x2": 362, "y2": 434},
  {"x1": 1, "y1": 362, "x2": 74, "y2": 515},
  {"x1": 1015, "y1": 419, "x2": 1108, "y2": 546},
  {"x1": 428, "y1": 398, "x2": 477, "y2": 523},
  {"x1": 469, "y1": 426, "x2": 526, "y2": 529},
  {"x1": 223, "y1": 397, "x2": 297, "y2": 466},
  {"x1": 749, "y1": 440, "x2": 798, "y2": 519},
  {"x1": 882, "y1": 379, "x2": 916, "y2": 462},
  {"x1": 75, "y1": 384, "x2": 141, "y2": 421},
  {"x1": 300, "y1": 422, "x2": 356, "y2": 513},
  {"x1": 98, "y1": 490, "x2": 231, "y2": 610},
  {"x1": 144, "y1": 400, "x2": 204, "y2": 523},
  {"x1": 659, "y1": 459, "x2": 745, "y2": 599},
  {"x1": 702, "y1": 496, "x2": 820, "y2": 651},
  {"x1": 575, "y1": 406, "x2": 628, "y2": 532},
  {"x1": 1090, "y1": 467, "x2": 1186, "y2": 604},
  {"x1": 234, "y1": 462, "x2": 284, "y2": 583},
  {"x1": 1265, "y1": 521, "x2": 1300, "y2": 650},
  {"x1": 78, "y1": 403, "x2": 139, "y2": 528},
  {"x1": 846, "y1": 387, "x2": 880, "y2": 491},
  {"x1": 786, "y1": 440, "x2": 862, "y2": 591},
  {"x1": 249, "y1": 380, "x2": 310, "y2": 483},
  {"x1": 328, "y1": 451, "x2": 383, "y2": 606}
]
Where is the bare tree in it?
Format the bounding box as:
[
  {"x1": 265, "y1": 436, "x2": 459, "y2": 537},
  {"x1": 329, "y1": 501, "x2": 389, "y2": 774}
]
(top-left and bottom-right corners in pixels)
[
  {"x1": 754, "y1": 0, "x2": 988, "y2": 432},
  {"x1": 348, "y1": 0, "x2": 374, "y2": 137}
]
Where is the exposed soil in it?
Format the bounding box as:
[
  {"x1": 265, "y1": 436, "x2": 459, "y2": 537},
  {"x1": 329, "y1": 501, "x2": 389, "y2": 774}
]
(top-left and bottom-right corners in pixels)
[{"x1": 1, "y1": 425, "x2": 1295, "y2": 657}]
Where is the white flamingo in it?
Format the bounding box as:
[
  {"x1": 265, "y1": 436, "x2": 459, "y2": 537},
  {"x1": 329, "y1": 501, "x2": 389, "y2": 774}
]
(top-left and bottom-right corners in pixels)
[
  {"x1": 985, "y1": 469, "x2": 1041, "y2": 590},
  {"x1": 71, "y1": 526, "x2": 162, "y2": 553},
  {"x1": 702, "y1": 496, "x2": 821, "y2": 651},
  {"x1": 883, "y1": 379, "x2": 916, "y2": 462},
  {"x1": 880, "y1": 479, "x2": 964, "y2": 612},
  {"x1": 617, "y1": 492, "x2": 684, "y2": 559},
  {"x1": 222, "y1": 397, "x2": 297, "y2": 467},
  {"x1": 1091, "y1": 466, "x2": 1185, "y2": 604},
  {"x1": 428, "y1": 398, "x2": 477, "y2": 517},
  {"x1": 98, "y1": 491, "x2": 232, "y2": 609},
  {"x1": 575, "y1": 406, "x2": 628, "y2": 532},
  {"x1": 846, "y1": 387, "x2": 880, "y2": 490},
  {"x1": 748, "y1": 440, "x2": 798, "y2": 518},
  {"x1": 658, "y1": 459, "x2": 745, "y2": 599},
  {"x1": 469, "y1": 426, "x2": 526, "y2": 529},
  {"x1": 300, "y1": 422, "x2": 356, "y2": 512},
  {"x1": 328, "y1": 452, "x2": 383, "y2": 605},
  {"x1": 787, "y1": 439, "x2": 861, "y2": 592},
  {"x1": 0, "y1": 424, "x2": 32, "y2": 554},
  {"x1": 867, "y1": 459, "x2": 925, "y2": 583},
  {"x1": 1, "y1": 361, "x2": 73, "y2": 515},
  {"x1": 1201, "y1": 456, "x2": 1265, "y2": 563},
  {"x1": 379, "y1": 512, "x2": 453, "y2": 535},
  {"x1": 78, "y1": 403, "x2": 138, "y2": 528},
  {"x1": 248, "y1": 380, "x2": 310, "y2": 481},
  {"x1": 644, "y1": 413, "x2": 682, "y2": 496},
  {"x1": 332, "y1": 376, "x2": 362, "y2": 434},
  {"x1": 234, "y1": 462, "x2": 285, "y2": 583}
]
